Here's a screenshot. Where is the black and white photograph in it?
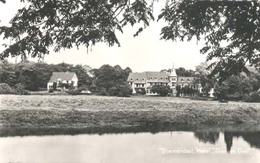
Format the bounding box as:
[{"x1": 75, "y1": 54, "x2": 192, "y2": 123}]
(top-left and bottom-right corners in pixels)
[{"x1": 0, "y1": 0, "x2": 260, "y2": 162}]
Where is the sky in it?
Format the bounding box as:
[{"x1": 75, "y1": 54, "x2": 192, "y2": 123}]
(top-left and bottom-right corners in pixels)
[{"x1": 0, "y1": 1, "x2": 206, "y2": 72}]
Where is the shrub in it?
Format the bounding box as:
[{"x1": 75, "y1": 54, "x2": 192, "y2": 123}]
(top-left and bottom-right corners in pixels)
[
  {"x1": 66, "y1": 89, "x2": 80, "y2": 95},
  {"x1": 226, "y1": 92, "x2": 243, "y2": 101},
  {"x1": 78, "y1": 84, "x2": 88, "y2": 92},
  {"x1": 108, "y1": 86, "x2": 118, "y2": 96},
  {"x1": 48, "y1": 89, "x2": 54, "y2": 93},
  {"x1": 244, "y1": 91, "x2": 260, "y2": 102},
  {"x1": 117, "y1": 84, "x2": 132, "y2": 97},
  {"x1": 15, "y1": 83, "x2": 30, "y2": 95},
  {"x1": 151, "y1": 85, "x2": 172, "y2": 96},
  {"x1": 99, "y1": 88, "x2": 109, "y2": 96},
  {"x1": 0, "y1": 83, "x2": 16, "y2": 94},
  {"x1": 213, "y1": 83, "x2": 229, "y2": 101},
  {"x1": 134, "y1": 88, "x2": 146, "y2": 95},
  {"x1": 38, "y1": 87, "x2": 47, "y2": 91}
]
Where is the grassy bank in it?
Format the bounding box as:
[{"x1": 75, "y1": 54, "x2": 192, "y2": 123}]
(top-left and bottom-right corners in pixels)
[{"x1": 0, "y1": 95, "x2": 260, "y2": 130}]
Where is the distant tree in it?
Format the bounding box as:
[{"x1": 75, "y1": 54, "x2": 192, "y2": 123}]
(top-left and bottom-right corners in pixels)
[
  {"x1": 0, "y1": 60, "x2": 17, "y2": 86},
  {"x1": 176, "y1": 85, "x2": 181, "y2": 97},
  {"x1": 176, "y1": 67, "x2": 195, "y2": 77},
  {"x1": 71, "y1": 65, "x2": 92, "y2": 87},
  {"x1": 214, "y1": 83, "x2": 229, "y2": 101},
  {"x1": 90, "y1": 64, "x2": 132, "y2": 96},
  {"x1": 117, "y1": 82, "x2": 133, "y2": 97},
  {"x1": 0, "y1": 60, "x2": 92, "y2": 91},
  {"x1": 151, "y1": 85, "x2": 171, "y2": 96},
  {"x1": 195, "y1": 62, "x2": 216, "y2": 96}
]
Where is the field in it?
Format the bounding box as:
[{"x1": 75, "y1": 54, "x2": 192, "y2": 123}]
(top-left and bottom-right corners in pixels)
[{"x1": 0, "y1": 95, "x2": 260, "y2": 132}]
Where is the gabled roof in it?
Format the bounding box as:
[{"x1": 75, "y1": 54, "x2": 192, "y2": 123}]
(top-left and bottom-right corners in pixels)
[
  {"x1": 48, "y1": 72, "x2": 77, "y2": 83},
  {"x1": 127, "y1": 72, "x2": 169, "y2": 83},
  {"x1": 127, "y1": 72, "x2": 146, "y2": 83},
  {"x1": 177, "y1": 77, "x2": 196, "y2": 83},
  {"x1": 146, "y1": 72, "x2": 169, "y2": 83}
]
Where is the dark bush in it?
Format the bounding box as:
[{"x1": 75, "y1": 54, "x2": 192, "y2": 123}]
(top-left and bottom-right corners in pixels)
[
  {"x1": 38, "y1": 87, "x2": 47, "y2": 91},
  {"x1": 66, "y1": 89, "x2": 80, "y2": 95},
  {"x1": 77, "y1": 84, "x2": 88, "y2": 92},
  {"x1": 48, "y1": 89, "x2": 54, "y2": 93},
  {"x1": 226, "y1": 92, "x2": 243, "y2": 101},
  {"x1": 99, "y1": 88, "x2": 109, "y2": 96},
  {"x1": 117, "y1": 84, "x2": 132, "y2": 97},
  {"x1": 108, "y1": 86, "x2": 118, "y2": 96},
  {"x1": 213, "y1": 83, "x2": 229, "y2": 102},
  {"x1": 0, "y1": 83, "x2": 16, "y2": 94},
  {"x1": 15, "y1": 83, "x2": 30, "y2": 95},
  {"x1": 244, "y1": 91, "x2": 260, "y2": 102},
  {"x1": 151, "y1": 85, "x2": 172, "y2": 96},
  {"x1": 134, "y1": 88, "x2": 146, "y2": 95}
]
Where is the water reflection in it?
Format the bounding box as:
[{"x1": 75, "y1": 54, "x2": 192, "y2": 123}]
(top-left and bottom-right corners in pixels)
[
  {"x1": 224, "y1": 132, "x2": 233, "y2": 153},
  {"x1": 0, "y1": 125, "x2": 260, "y2": 152},
  {"x1": 0, "y1": 130, "x2": 259, "y2": 163},
  {"x1": 194, "y1": 131, "x2": 260, "y2": 153},
  {"x1": 194, "y1": 132, "x2": 220, "y2": 144}
]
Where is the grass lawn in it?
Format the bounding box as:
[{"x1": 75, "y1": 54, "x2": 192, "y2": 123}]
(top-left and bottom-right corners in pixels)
[{"x1": 0, "y1": 95, "x2": 260, "y2": 130}]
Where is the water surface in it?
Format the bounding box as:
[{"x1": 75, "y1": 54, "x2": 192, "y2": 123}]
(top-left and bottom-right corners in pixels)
[{"x1": 0, "y1": 130, "x2": 259, "y2": 163}]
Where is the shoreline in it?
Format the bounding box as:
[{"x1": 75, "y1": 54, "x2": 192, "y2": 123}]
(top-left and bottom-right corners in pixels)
[{"x1": 0, "y1": 95, "x2": 260, "y2": 132}]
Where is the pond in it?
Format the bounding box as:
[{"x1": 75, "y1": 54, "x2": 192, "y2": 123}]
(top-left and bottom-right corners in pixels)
[{"x1": 0, "y1": 128, "x2": 259, "y2": 163}]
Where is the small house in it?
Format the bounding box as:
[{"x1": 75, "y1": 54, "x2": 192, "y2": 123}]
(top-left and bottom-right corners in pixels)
[{"x1": 47, "y1": 72, "x2": 78, "y2": 91}]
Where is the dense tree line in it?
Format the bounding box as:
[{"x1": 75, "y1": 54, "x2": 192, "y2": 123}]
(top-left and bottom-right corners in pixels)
[
  {"x1": 194, "y1": 62, "x2": 260, "y2": 102},
  {"x1": 0, "y1": 60, "x2": 92, "y2": 91},
  {"x1": 0, "y1": 60, "x2": 132, "y2": 97},
  {"x1": 214, "y1": 73, "x2": 260, "y2": 102}
]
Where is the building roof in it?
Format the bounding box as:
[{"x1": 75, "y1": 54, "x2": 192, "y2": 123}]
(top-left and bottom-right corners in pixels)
[
  {"x1": 178, "y1": 77, "x2": 196, "y2": 83},
  {"x1": 127, "y1": 72, "x2": 147, "y2": 83},
  {"x1": 146, "y1": 72, "x2": 169, "y2": 83},
  {"x1": 48, "y1": 72, "x2": 77, "y2": 83},
  {"x1": 127, "y1": 72, "x2": 169, "y2": 83}
]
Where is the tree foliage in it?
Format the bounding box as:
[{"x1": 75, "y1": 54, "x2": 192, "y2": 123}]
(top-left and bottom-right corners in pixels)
[
  {"x1": 90, "y1": 64, "x2": 132, "y2": 96},
  {"x1": 175, "y1": 67, "x2": 195, "y2": 77},
  {"x1": 151, "y1": 85, "x2": 171, "y2": 96},
  {"x1": 0, "y1": 60, "x2": 92, "y2": 91},
  {"x1": 0, "y1": 1, "x2": 260, "y2": 82},
  {"x1": 0, "y1": 0, "x2": 154, "y2": 59},
  {"x1": 159, "y1": 1, "x2": 260, "y2": 82}
]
